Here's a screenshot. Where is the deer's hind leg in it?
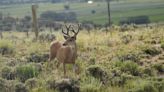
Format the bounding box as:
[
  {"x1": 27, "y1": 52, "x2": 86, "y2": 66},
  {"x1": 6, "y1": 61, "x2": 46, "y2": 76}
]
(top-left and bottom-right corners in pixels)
[{"x1": 56, "y1": 61, "x2": 60, "y2": 68}]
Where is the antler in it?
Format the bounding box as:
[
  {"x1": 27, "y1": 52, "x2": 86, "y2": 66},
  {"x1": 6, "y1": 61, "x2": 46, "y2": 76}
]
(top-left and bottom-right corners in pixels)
[
  {"x1": 72, "y1": 24, "x2": 81, "y2": 36},
  {"x1": 62, "y1": 24, "x2": 71, "y2": 37}
]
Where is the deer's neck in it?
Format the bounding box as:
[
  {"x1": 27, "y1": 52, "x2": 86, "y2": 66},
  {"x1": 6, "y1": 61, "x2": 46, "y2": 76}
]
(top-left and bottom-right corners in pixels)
[{"x1": 72, "y1": 43, "x2": 77, "y2": 50}]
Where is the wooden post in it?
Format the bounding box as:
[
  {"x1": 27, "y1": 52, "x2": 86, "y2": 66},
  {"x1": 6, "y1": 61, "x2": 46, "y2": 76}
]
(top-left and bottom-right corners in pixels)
[
  {"x1": 0, "y1": 31, "x2": 3, "y2": 39},
  {"x1": 107, "y1": 0, "x2": 111, "y2": 27},
  {"x1": 32, "y1": 4, "x2": 39, "y2": 39}
]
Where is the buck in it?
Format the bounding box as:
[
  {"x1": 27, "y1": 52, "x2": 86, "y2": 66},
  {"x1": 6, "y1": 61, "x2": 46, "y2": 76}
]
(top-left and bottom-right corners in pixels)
[{"x1": 49, "y1": 24, "x2": 80, "y2": 77}]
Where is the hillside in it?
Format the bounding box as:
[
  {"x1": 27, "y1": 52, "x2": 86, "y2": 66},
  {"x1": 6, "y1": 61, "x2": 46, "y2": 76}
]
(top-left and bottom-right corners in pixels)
[{"x1": 0, "y1": 25, "x2": 164, "y2": 92}]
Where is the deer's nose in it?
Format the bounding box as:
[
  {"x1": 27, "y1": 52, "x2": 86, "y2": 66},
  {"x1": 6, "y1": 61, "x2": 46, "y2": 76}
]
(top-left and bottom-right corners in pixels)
[{"x1": 63, "y1": 43, "x2": 67, "y2": 46}]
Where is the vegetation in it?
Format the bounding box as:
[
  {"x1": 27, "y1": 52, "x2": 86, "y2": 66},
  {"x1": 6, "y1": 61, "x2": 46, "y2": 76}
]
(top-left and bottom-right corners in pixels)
[
  {"x1": 0, "y1": 24, "x2": 163, "y2": 92},
  {"x1": 0, "y1": 0, "x2": 164, "y2": 91}
]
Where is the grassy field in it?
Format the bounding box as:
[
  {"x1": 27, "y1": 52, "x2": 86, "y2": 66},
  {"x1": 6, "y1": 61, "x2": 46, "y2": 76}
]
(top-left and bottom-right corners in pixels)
[
  {"x1": 0, "y1": 25, "x2": 164, "y2": 92},
  {"x1": 0, "y1": 0, "x2": 164, "y2": 24}
]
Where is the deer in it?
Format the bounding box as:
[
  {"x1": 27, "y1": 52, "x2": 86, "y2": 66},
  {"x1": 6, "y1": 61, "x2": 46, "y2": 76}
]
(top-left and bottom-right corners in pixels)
[{"x1": 49, "y1": 24, "x2": 80, "y2": 77}]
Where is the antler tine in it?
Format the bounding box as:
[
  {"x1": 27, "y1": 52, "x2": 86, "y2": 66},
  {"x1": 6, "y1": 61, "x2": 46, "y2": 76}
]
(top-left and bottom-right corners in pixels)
[
  {"x1": 62, "y1": 24, "x2": 71, "y2": 37},
  {"x1": 65, "y1": 25, "x2": 71, "y2": 31},
  {"x1": 72, "y1": 24, "x2": 80, "y2": 36}
]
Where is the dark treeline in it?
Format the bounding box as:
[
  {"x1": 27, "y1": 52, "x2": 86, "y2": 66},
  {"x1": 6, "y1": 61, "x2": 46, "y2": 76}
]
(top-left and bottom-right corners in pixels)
[
  {"x1": 0, "y1": 0, "x2": 110, "y2": 5},
  {"x1": 0, "y1": 0, "x2": 108, "y2": 5}
]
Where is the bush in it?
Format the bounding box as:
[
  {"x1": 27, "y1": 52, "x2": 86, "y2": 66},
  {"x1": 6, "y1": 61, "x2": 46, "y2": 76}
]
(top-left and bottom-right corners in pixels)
[
  {"x1": 46, "y1": 79, "x2": 56, "y2": 90},
  {"x1": 91, "y1": 10, "x2": 96, "y2": 14},
  {"x1": 16, "y1": 64, "x2": 39, "y2": 82},
  {"x1": 64, "y1": 4, "x2": 70, "y2": 10},
  {"x1": 40, "y1": 11, "x2": 77, "y2": 22},
  {"x1": 26, "y1": 53, "x2": 49, "y2": 63},
  {"x1": 142, "y1": 67, "x2": 157, "y2": 76},
  {"x1": 15, "y1": 82, "x2": 29, "y2": 92},
  {"x1": 55, "y1": 78, "x2": 79, "y2": 92},
  {"x1": 153, "y1": 81, "x2": 164, "y2": 92},
  {"x1": 121, "y1": 34, "x2": 133, "y2": 44},
  {"x1": 120, "y1": 61, "x2": 140, "y2": 76},
  {"x1": 6, "y1": 58, "x2": 19, "y2": 67},
  {"x1": 86, "y1": 65, "x2": 108, "y2": 84},
  {"x1": 143, "y1": 46, "x2": 162, "y2": 56},
  {"x1": 161, "y1": 43, "x2": 164, "y2": 50},
  {"x1": 1, "y1": 66, "x2": 16, "y2": 80},
  {"x1": 25, "y1": 78, "x2": 38, "y2": 89},
  {"x1": 0, "y1": 78, "x2": 7, "y2": 92},
  {"x1": 0, "y1": 40, "x2": 14, "y2": 55},
  {"x1": 119, "y1": 16, "x2": 150, "y2": 25},
  {"x1": 38, "y1": 33, "x2": 56, "y2": 42},
  {"x1": 118, "y1": 52, "x2": 141, "y2": 62},
  {"x1": 128, "y1": 78, "x2": 164, "y2": 92},
  {"x1": 128, "y1": 80, "x2": 159, "y2": 92},
  {"x1": 130, "y1": 84, "x2": 158, "y2": 92},
  {"x1": 153, "y1": 64, "x2": 164, "y2": 73},
  {"x1": 47, "y1": 78, "x2": 79, "y2": 92},
  {"x1": 81, "y1": 77, "x2": 102, "y2": 92}
]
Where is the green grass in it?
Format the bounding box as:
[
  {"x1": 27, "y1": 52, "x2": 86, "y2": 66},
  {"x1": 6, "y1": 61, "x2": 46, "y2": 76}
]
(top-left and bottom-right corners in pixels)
[
  {"x1": 0, "y1": 25, "x2": 164, "y2": 92},
  {"x1": 0, "y1": 0, "x2": 164, "y2": 24}
]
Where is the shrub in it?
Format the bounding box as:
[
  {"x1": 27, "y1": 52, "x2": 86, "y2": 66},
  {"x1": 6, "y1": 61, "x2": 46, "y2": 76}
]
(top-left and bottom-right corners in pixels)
[
  {"x1": 0, "y1": 40, "x2": 14, "y2": 55},
  {"x1": 121, "y1": 34, "x2": 133, "y2": 44},
  {"x1": 153, "y1": 64, "x2": 164, "y2": 73},
  {"x1": 40, "y1": 11, "x2": 77, "y2": 22},
  {"x1": 46, "y1": 79, "x2": 56, "y2": 90},
  {"x1": 153, "y1": 81, "x2": 164, "y2": 92},
  {"x1": 0, "y1": 78, "x2": 7, "y2": 92},
  {"x1": 15, "y1": 82, "x2": 29, "y2": 92},
  {"x1": 86, "y1": 65, "x2": 108, "y2": 84},
  {"x1": 25, "y1": 78, "x2": 38, "y2": 89},
  {"x1": 88, "y1": 57, "x2": 96, "y2": 65},
  {"x1": 81, "y1": 77, "x2": 102, "y2": 92},
  {"x1": 118, "y1": 52, "x2": 141, "y2": 62},
  {"x1": 47, "y1": 78, "x2": 79, "y2": 92},
  {"x1": 26, "y1": 53, "x2": 49, "y2": 63},
  {"x1": 1, "y1": 66, "x2": 16, "y2": 80},
  {"x1": 64, "y1": 4, "x2": 70, "y2": 10},
  {"x1": 6, "y1": 58, "x2": 19, "y2": 67},
  {"x1": 120, "y1": 61, "x2": 140, "y2": 76},
  {"x1": 142, "y1": 67, "x2": 157, "y2": 76},
  {"x1": 119, "y1": 16, "x2": 150, "y2": 25},
  {"x1": 130, "y1": 84, "x2": 158, "y2": 92},
  {"x1": 161, "y1": 42, "x2": 164, "y2": 50},
  {"x1": 55, "y1": 79, "x2": 79, "y2": 92},
  {"x1": 16, "y1": 64, "x2": 39, "y2": 82},
  {"x1": 143, "y1": 46, "x2": 162, "y2": 56},
  {"x1": 91, "y1": 10, "x2": 96, "y2": 14},
  {"x1": 128, "y1": 80, "x2": 158, "y2": 92},
  {"x1": 38, "y1": 33, "x2": 56, "y2": 42}
]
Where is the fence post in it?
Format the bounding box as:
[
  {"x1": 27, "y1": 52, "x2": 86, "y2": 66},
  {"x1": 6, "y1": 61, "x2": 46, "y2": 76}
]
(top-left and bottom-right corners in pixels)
[{"x1": 32, "y1": 4, "x2": 39, "y2": 40}]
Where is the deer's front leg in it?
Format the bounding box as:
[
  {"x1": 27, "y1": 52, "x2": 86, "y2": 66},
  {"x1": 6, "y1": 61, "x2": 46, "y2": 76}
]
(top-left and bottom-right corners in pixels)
[
  {"x1": 63, "y1": 63, "x2": 66, "y2": 77},
  {"x1": 73, "y1": 64, "x2": 80, "y2": 74}
]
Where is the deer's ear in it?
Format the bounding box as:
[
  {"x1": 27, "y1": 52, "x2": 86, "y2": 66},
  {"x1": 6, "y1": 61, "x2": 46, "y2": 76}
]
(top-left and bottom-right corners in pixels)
[{"x1": 63, "y1": 35, "x2": 69, "y2": 40}]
